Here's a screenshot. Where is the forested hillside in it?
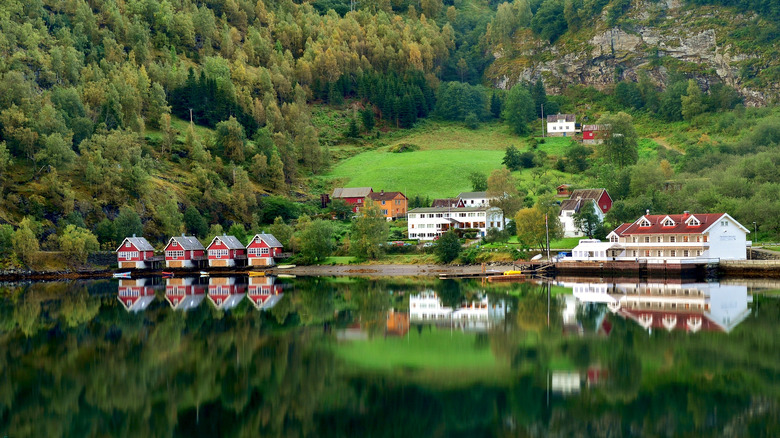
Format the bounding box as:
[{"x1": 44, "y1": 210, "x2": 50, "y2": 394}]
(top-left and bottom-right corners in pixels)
[{"x1": 0, "y1": 0, "x2": 778, "y2": 268}]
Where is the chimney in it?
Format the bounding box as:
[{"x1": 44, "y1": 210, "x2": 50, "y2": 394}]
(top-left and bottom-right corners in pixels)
[
  {"x1": 380, "y1": 190, "x2": 384, "y2": 195},
  {"x1": 132, "y1": 233, "x2": 136, "y2": 238},
  {"x1": 683, "y1": 211, "x2": 690, "y2": 218},
  {"x1": 646, "y1": 209, "x2": 650, "y2": 215}
]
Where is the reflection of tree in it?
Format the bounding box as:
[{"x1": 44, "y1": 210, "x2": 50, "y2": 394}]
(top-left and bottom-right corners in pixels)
[
  {"x1": 59, "y1": 287, "x2": 100, "y2": 327},
  {"x1": 435, "y1": 279, "x2": 462, "y2": 309}
]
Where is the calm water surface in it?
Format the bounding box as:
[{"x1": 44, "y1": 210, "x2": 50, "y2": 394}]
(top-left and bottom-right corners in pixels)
[{"x1": 1, "y1": 276, "x2": 779, "y2": 437}]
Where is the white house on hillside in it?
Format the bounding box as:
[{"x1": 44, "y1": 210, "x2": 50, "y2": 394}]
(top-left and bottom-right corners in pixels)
[
  {"x1": 547, "y1": 114, "x2": 577, "y2": 137},
  {"x1": 408, "y1": 206, "x2": 504, "y2": 240},
  {"x1": 567, "y1": 212, "x2": 750, "y2": 261},
  {"x1": 456, "y1": 191, "x2": 496, "y2": 207},
  {"x1": 559, "y1": 188, "x2": 612, "y2": 238}
]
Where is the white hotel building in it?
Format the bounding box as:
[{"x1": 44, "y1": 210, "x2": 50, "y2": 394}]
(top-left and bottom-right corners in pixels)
[{"x1": 407, "y1": 206, "x2": 504, "y2": 240}]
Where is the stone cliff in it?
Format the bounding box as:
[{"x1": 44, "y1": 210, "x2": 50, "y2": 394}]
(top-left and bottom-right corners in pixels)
[{"x1": 487, "y1": 0, "x2": 778, "y2": 105}]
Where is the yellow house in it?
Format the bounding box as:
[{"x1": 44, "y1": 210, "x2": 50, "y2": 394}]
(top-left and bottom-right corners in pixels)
[{"x1": 367, "y1": 190, "x2": 408, "y2": 219}]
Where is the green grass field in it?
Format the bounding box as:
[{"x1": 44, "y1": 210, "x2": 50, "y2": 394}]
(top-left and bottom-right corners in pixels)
[
  {"x1": 336, "y1": 328, "x2": 498, "y2": 371},
  {"x1": 326, "y1": 122, "x2": 593, "y2": 199}
]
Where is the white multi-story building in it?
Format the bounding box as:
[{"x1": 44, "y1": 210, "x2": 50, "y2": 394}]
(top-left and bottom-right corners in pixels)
[
  {"x1": 408, "y1": 206, "x2": 504, "y2": 240},
  {"x1": 568, "y1": 212, "x2": 750, "y2": 261}
]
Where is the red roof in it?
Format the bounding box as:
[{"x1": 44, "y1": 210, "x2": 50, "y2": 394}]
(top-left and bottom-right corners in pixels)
[{"x1": 613, "y1": 213, "x2": 727, "y2": 235}]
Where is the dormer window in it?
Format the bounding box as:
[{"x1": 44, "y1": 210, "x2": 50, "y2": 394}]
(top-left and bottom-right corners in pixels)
[
  {"x1": 686, "y1": 215, "x2": 700, "y2": 226},
  {"x1": 638, "y1": 218, "x2": 651, "y2": 227},
  {"x1": 172, "y1": 241, "x2": 178, "y2": 247},
  {"x1": 661, "y1": 217, "x2": 675, "y2": 227}
]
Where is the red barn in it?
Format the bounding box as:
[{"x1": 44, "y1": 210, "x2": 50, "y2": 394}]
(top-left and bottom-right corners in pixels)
[
  {"x1": 207, "y1": 235, "x2": 246, "y2": 267},
  {"x1": 116, "y1": 236, "x2": 155, "y2": 269},
  {"x1": 165, "y1": 277, "x2": 206, "y2": 311},
  {"x1": 247, "y1": 233, "x2": 284, "y2": 266},
  {"x1": 331, "y1": 187, "x2": 373, "y2": 213},
  {"x1": 569, "y1": 188, "x2": 613, "y2": 214},
  {"x1": 164, "y1": 235, "x2": 206, "y2": 268},
  {"x1": 248, "y1": 276, "x2": 284, "y2": 310},
  {"x1": 117, "y1": 279, "x2": 156, "y2": 312},
  {"x1": 582, "y1": 124, "x2": 609, "y2": 145},
  {"x1": 207, "y1": 277, "x2": 247, "y2": 310}
]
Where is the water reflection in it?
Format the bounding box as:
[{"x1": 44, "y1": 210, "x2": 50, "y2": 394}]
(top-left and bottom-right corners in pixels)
[
  {"x1": 117, "y1": 278, "x2": 157, "y2": 312},
  {"x1": 207, "y1": 277, "x2": 247, "y2": 310},
  {"x1": 409, "y1": 290, "x2": 509, "y2": 332},
  {"x1": 1, "y1": 277, "x2": 777, "y2": 436},
  {"x1": 560, "y1": 280, "x2": 753, "y2": 334},
  {"x1": 164, "y1": 276, "x2": 207, "y2": 311}
]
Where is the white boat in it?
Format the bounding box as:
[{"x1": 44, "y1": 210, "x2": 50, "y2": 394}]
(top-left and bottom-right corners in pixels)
[
  {"x1": 199, "y1": 271, "x2": 209, "y2": 277},
  {"x1": 275, "y1": 264, "x2": 296, "y2": 269},
  {"x1": 113, "y1": 272, "x2": 132, "y2": 279}
]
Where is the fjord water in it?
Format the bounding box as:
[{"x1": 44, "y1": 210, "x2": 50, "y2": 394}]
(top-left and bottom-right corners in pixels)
[{"x1": 1, "y1": 277, "x2": 778, "y2": 437}]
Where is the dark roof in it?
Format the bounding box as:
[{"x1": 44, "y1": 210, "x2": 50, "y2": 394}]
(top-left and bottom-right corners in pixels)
[
  {"x1": 367, "y1": 191, "x2": 406, "y2": 201},
  {"x1": 251, "y1": 233, "x2": 283, "y2": 248},
  {"x1": 457, "y1": 191, "x2": 488, "y2": 199},
  {"x1": 208, "y1": 235, "x2": 245, "y2": 250},
  {"x1": 331, "y1": 187, "x2": 373, "y2": 198},
  {"x1": 547, "y1": 114, "x2": 576, "y2": 122},
  {"x1": 167, "y1": 235, "x2": 205, "y2": 251},
  {"x1": 569, "y1": 188, "x2": 607, "y2": 201},
  {"x1": 409, "y1": 206, "x2": 500, "y2": 214},
  {"x1": 560, "y1": 198, "x2": 595, "y2": 213},
  {"x1": 431, "y1": 198, "x2": 461, "y2": 208},
  {"x1": 582, "y1": 124, "x2": 610, "y2": 131},
  {"x1": 117, "y1": 236, "x2": 154, "y2": 252}
]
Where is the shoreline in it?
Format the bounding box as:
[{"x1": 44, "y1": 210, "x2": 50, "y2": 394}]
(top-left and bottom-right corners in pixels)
[{"x1": 3, "y1": 259, "x2": 780, "y2": 282}]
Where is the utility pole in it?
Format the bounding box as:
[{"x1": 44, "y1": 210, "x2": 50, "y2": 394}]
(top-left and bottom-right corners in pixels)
[
  {"x1": 541, "y1": 103, "x2": 545, "y2": 138},
  {"x1": 545, "y1": 213, "x2": 551, "y2": 261}
]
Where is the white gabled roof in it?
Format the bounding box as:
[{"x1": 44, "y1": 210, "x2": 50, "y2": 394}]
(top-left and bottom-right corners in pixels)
[
  {"x1": 117, "y1": 236, "x2": 155, "y2": 252},
  {"x1": 208, "y1": 235, "x2": 245, "y2": 250},
  {"x1": 251, "y1": 233, "x2": 283, "y2": 248}
]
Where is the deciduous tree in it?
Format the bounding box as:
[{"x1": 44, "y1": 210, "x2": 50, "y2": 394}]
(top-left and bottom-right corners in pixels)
[
  {"x1": 435, "y1": 230, "x2": 461, "y2": 263},
  {"x1": 59, "y1": 225, "x2": 100, "y2": 267},
  {"x1": 350, "y1": 202, "x2": 389, "y2": 260}
]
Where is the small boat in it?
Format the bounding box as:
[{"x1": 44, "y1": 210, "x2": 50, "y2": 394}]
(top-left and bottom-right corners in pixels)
[
  {"x1": 275, "y1": 264, "x2": 296, "y2": 269},
  {"x1": 162, "y1": 271, "x2": 174, "y2": 278},
  {"x1": 503, "y1": 270, "x2": 523, "y2": 276},
  {"x1": 113, "y1": 272, "x2": 132, "y2": 279},
  {"x1": 199, "y1": 271, "x2": 210, "y2": 277},
  {"x1": 248, "y1": 271, "x2": 266, "y2": 277},
  {"x1": 276, "y1": 274, "x2": 296, "y2": 279}
]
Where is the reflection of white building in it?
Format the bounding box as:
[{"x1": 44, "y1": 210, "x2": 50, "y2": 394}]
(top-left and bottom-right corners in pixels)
[
  {"x1": 165, "y1": 277, "x2": 206, "y2": 311},
  {"x1": 409, "y1": 291, "x2": 508, "y2": 331},
  {"x1": 558, "y1": 281, "x2": 752, "y2": 333},
  {"x1": 117, "y1": 278, "x2": 156, "y2": 312}
]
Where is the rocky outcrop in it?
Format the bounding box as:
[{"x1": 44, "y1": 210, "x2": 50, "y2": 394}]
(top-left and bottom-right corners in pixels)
[{"x1": 489, "y1": 1, "x2": 778, "y2": 105}]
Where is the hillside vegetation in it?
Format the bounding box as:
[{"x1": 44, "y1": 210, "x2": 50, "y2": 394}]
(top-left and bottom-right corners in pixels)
[{"x1": 0, "y1": 0, "x2": 779, "y2": 268}]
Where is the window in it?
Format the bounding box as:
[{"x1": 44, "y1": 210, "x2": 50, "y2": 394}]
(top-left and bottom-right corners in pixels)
[
  {"x1": 687, "y1": 217, "x2": 700, "y2": 226},
  {"x1": 118, "y1": 251, "x2": 138, "y2": 260},
  {"x1": 683, "y1": 250, "x2": 689, "y2": 257},
  {"x1": 172, "y1": 241, "x2": 178, "y2": 247},
  {"x1": 683, "y1": 235, "x2": 689, "y2": 242},
  {"x1": 721, "y1": 220, "x2": 728, "y2": 227},
  {"x1": 644, "y1": 236, "x2": 650, "y2": 243},
  {"x1": 670, "y1": 236, "x2": 676, "y2": 243},
  {"x1": 209, "y1": 249, "x2": 229, "y2": 257},
  {"x1": 670, "y1": 250, "x2": 676, "y2": 257},
  {"x1": 657, "y1": 236, "x2": 662, "y2": 242},
  {"x1": 610, "y1": 235, "x2": 618, "y2": 242},
  {"x1": 125, "y1": 242, "x2": 131, "y2": 248},
  {"x1": 409, "y1": 214, "x2": 415, "y2": 219},
  {"x1": 381, "y1": 200, "x2": 385, "y2": 205},
  {"x1": 662, "y1": 217, "x2": 675, "y2": 226},
  {"x1": 166, "y1": 250, "x2": 185, "y2": 258},
  {"x1": 260, "y1": 247, "x2": 270, "y2": 255},
  {"x1": 382, "y1": 209, "x2": 388, "y2": 215},
  {"x1": 639, "y1": 218, "x2": 651, "y2": 227},
  {"x1": 657, "y1": 251, "x2": 662, "y2": 257}
]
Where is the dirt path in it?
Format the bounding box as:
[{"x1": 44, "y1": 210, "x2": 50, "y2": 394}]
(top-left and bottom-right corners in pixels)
[{"x1": 651, "y1": 136, "x2": 685, "y2": 154}]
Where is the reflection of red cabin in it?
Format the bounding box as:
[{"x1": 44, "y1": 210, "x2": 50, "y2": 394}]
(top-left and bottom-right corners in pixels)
[
  {"x1": 117, "y1": 279, "x2": 156, "y2": 312},
  {"x1": 247, "y1": 234, "x2": 284, "y2": 266},
  {"x1": 164, "y1": 235, "x2": 206, "y2": 268},
  {"x1": 116, "y1": 236, "x2": 155, "y2": 269},
  {"x1": 331, "y1": 187, "x2": 373, "y2": 213},
  {"x1": 248, "y1": 276, "x2": 284, "y2": 310},
  {"x1": 207, "y1": 235, "x2": 246, "y2": 268},
  {"x1": 207, "y1": 277, "x2": 247, "y2": 310},
  {"x1": 386, "y1": 310, "x2": 410, "y2": 336},
  {"x1": 165, "y1": 277, "x2": 206, "y2": 311},
  {"x1": 618, "y1": 309, "x2": 721, "y2": 333}
]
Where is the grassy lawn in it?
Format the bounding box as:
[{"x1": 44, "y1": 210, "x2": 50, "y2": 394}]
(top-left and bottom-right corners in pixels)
[
  {"x1": 327, "y1": 122, "x2": 527, "y2": 199},
  {"x1": 322, "y1": 256, "x2": 359, "y2": 265},
  {"x1": 336, "y1": 328, "x2": 498, "y2": 371},
  {"x1": 550, "y1": 237, "x2": 583, "y2": 249}
]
